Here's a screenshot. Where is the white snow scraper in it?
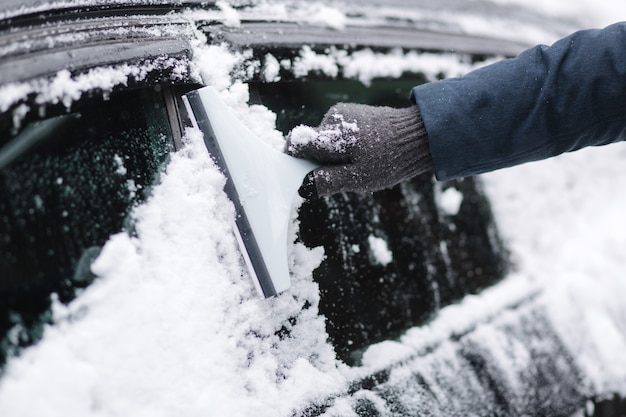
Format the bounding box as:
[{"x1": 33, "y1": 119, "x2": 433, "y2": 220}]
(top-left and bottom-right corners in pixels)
[{"x1": 183, "y1": 86, "x2": 320, "y2": 298}]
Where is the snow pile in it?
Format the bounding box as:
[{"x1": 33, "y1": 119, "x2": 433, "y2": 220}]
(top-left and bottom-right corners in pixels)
[
  {"x1": 291, "y1": 46, "x2": 496, "y2": 86},
  {"x1": 189, "y1": 41, "x2": 293, "y2": 150},
  {"x1": 0, "y1": 125, "x2": 345, "y2": 417},
  {"x1": 0, "y1": 57, "x2": 191, "y2": 128}
]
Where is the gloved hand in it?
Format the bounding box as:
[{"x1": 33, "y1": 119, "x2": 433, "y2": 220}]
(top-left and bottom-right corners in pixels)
[{"x1": 285, "y1": 103, "x2": 433, "y2": 197}]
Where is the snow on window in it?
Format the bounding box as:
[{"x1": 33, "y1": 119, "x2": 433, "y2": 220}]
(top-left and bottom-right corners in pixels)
[
  {"x1": 368, "y1": 235, "x2": 393, "y2": 266},
  {"x1": 262, "y1": 53, "x2": 281, "y2": 82},
  {"x1": 113, "y1": 154, "x2": 127, "y2": 176},
  {"x1": 2, "y1": 56, "x2": 192, "y2": 129},
  {"x1": 287, "y1": 46, "x2": 499, "y2": 86},
  {"x1": 293, "y1": 46, "x2": 341, "y2": 79},
  {"x1": 0, "y1": 125, "x2": 343, "y2": 416}
]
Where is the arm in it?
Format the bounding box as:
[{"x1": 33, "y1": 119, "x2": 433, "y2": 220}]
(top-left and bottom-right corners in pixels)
[
  {"x1": 413, "y1": 22, "x2": 626, "y2": 181},
  {"x1": 286, "y1": 23, "x2": 626, "y2": 196}
]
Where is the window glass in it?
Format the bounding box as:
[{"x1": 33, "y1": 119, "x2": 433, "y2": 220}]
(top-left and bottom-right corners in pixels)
[
  {"x1": 251, "y1": 78, "x2": 428, "y2": 133},
  {"x1": 253, "y1": 80, "x2": 509, "y2": 364},
  {"x1": 0, "y1": 87, "x2": 173, "y2": 364}
]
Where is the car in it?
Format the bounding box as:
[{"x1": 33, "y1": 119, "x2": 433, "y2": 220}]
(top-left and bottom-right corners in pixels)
[{"x1": 1, "y1": 1, "x2": 625, "y2": 416}]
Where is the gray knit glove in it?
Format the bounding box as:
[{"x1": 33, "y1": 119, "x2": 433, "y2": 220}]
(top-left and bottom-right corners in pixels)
[{"x1": 285, "y1": 103, "x2": 433, "y2": 197}]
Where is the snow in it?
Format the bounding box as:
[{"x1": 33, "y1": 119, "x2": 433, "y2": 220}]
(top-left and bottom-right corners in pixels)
[
  {"x1": 0, "y1": 126, "x2": 344, "y2": 417},
  {"x1": 481, "y1": 144, "x2": 626, "y2": 394},
  {"x1": 216, "y1": 1, "x2": 242, "y2": 28},
  {"x1": 367, "y1": 235, "x2": 393, "y2": 266},
  {"x1": 291, "y1": 46, "x2": 498, "y2": 86},
  {"x1": 297, "y1": 3, "x2": 347, "y2": 30},
  {"x1": 316, "y1": 112, "x2": 360, "y2": 149},
  {"x1": 3, "y1": 1, "x2": 626, "y2": 416},
  {"x1": 436, "y1": 186, "x2": 463, "y2": 216},
  {"x1": 0, "y1": 57, "x2": 191, "y2": 125},
  {"x1": 287, "y1": 112, "x2": 360, "y2": 154},
  {"x1": 293, "y1": 46, "x2": 341, "y2": 79},
  {"x1": 287, "y1": 125, "x2": 319, "y2": 149}
]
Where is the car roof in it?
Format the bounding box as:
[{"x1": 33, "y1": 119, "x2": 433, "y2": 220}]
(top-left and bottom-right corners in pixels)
[
  {"x1": 0, "y1": 0, "x2": 211, "y2": 17},
  {"x1": 0, "y1": 0, "x2": 579, "y2": 86},
  {"x1": 1, "y1": 0, "x2": 577, "y2": 45}
]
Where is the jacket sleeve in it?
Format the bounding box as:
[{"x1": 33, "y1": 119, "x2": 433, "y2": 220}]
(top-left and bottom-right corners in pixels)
[{"x1": 411, "y1": 22, "x2": 626, "y2": 181}]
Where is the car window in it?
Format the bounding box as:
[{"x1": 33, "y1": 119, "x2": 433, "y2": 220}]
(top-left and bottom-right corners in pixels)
[
  {"x1": 0, "y1": 86, "x2": 174, "y2": 364},
  {"x1": 250, "y1": 78, "x2": 429, "y2": 133},
  {"x1": 252, "y1": 79, "x2": 510, "y2": 364}
]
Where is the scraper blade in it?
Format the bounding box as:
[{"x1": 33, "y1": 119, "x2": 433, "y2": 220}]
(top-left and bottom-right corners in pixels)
[{"x1": 184, "y1": 86, "x2": 320, "y2": 297}]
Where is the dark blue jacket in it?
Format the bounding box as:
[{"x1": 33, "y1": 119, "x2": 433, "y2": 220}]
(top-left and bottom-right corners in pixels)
[{"x1": 411, "y1": 22, "x2": 626, "y2": 181}]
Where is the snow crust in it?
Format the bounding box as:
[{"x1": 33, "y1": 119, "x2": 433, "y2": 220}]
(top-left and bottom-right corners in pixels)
[
  {"x1": 2, "y1": 1, "x2": 626, "y2": 416},
  {"x1": 0, "y1": 126, "x2": 345, "y2": 417},
  {"x1": 292, "y1": 46, "x2": 495, "y2": 86},
  {"x1": 481, "y1": 145, "x2": 626, "y2": 394},
  {"x1": 0, "y1": 57, "x2": 190, "y2": 127}
]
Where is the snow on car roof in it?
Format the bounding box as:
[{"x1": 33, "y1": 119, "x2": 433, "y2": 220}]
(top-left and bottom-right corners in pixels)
[{"x1": 0, "y1": 0, "x2": 577, "y2": 44}]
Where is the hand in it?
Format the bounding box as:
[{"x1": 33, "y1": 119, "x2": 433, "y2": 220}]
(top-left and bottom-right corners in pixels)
[{"x1": 285, "y1": 103, "x2": 432, "y2": 197}]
